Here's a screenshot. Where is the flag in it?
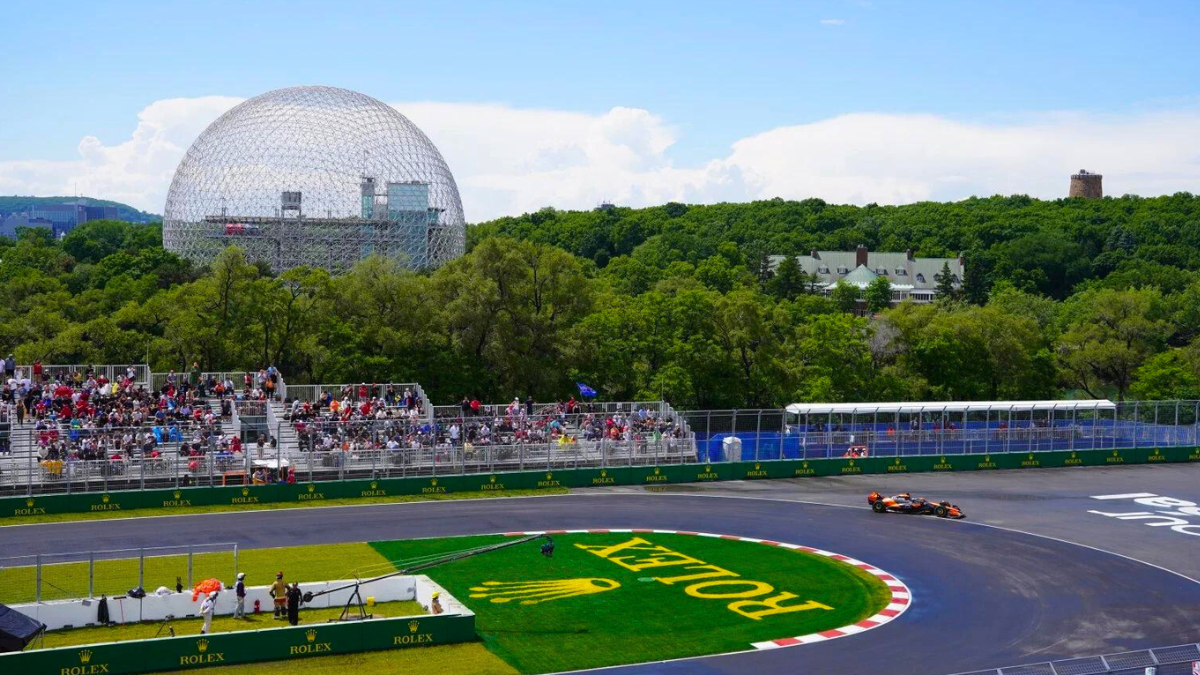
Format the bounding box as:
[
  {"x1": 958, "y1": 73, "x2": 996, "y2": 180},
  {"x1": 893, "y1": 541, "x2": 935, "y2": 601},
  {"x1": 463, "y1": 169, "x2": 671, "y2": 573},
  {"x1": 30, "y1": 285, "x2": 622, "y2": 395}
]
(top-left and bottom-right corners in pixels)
[
  {"x1": 1192, "y1": 660, "x2": 1199, "y2": 675},
  {"x1": 576, "y1": 382, "x2": 597, "y2": 398}
]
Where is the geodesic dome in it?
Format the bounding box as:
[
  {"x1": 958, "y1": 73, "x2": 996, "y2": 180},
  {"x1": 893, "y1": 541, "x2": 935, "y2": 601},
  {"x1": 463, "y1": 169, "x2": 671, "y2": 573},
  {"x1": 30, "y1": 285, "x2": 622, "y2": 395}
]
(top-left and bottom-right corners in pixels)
[{"x1": 163, "y1": 85, "x2": 465, "y2": 272}]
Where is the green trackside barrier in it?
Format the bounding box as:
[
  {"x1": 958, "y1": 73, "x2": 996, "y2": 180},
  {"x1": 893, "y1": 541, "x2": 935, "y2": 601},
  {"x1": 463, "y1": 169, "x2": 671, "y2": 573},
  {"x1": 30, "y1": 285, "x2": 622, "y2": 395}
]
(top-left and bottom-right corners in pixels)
[
  {"x1": 3, "y1": 446, "x2": 1198, "y2": 520},
  {"x1": 0, "y1": 613, "x2": 475, "y2": 675}
]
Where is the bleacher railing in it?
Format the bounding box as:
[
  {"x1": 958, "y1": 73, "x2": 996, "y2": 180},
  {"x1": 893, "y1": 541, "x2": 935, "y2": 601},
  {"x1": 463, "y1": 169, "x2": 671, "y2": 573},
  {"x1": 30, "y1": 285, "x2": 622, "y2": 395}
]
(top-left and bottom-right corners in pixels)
[{"x1": 17, "y1": 364, "x2": 150, "y2": 387}]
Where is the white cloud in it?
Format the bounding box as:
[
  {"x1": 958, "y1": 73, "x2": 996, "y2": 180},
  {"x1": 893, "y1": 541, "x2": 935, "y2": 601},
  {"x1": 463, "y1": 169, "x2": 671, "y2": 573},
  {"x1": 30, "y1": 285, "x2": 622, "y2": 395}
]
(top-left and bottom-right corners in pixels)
[
  {"x1": 2, "y1": 97, "x2": 1200, "y2": 222},
  {"x1": 820, "y1": 18, "x2": 846, "y2": 25},
  {"x1": 0, "y1": 96, "x2": 240, "y2": 214}
]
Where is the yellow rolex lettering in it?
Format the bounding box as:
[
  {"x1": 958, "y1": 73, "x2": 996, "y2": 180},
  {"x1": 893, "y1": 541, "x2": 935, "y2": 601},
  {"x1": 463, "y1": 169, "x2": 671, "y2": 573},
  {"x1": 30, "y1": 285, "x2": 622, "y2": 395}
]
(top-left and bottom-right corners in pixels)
[
  {"x1": 653, "y1": 564, "x2": 739, "y2": 585},
  {"x1": 621, "y1": 551, "x2": 709, "y2": 571},
  {"x1": 684, "y1": 580, "x2": 774, "y2": 599},
  {"x1": 727, "y1": 592, "x2": 833, "y2": 620},
  {"x1": 574, "y1": 537, "x2": 660, "y2": 559}
]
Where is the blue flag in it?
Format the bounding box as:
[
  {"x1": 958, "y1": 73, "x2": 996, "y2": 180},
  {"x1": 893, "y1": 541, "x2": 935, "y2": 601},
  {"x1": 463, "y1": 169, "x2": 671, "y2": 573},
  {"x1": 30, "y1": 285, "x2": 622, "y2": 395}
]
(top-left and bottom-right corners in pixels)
[{"x1": 576, "y1": 382, "x2": 597, "y2": 398}]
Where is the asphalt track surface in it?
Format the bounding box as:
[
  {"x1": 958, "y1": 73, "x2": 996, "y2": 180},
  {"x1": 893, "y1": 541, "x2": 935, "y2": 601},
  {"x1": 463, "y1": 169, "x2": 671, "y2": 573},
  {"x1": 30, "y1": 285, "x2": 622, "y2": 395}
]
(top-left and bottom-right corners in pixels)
[{"x1": 3, "y1": 465, "x2": 1200, "y2": 674}]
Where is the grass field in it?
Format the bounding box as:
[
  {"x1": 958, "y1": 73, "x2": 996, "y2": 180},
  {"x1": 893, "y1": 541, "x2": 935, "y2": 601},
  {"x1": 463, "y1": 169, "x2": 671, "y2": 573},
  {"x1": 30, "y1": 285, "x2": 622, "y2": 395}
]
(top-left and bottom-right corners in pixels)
[
  {"x1": 1, "y1": 487, "x2": 568, "y2": 526},
  {"x1": 9, "y1": 531, "x2": 890, "y2": 674},
  {"x1": 39, "y1": 599, "x2": 425, "y2": 648},
  {"x1": 151, "y1": 643, "x2": 518, "y2": 675},
  {"x1": 0, "y1": 542, "x2": 390, "y2": 605},
  {"x1": 371, "y1": 532, "x2": 892, "y2": 674}
]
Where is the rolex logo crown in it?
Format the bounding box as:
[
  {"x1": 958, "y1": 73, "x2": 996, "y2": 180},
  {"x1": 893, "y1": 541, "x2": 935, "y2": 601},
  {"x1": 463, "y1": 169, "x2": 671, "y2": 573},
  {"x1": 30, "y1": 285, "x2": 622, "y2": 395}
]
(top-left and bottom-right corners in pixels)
[
  {"x1": 102, "y1": 494, "x2": 110, "y2": 503},
  {"x1": 600, "y1": 469, "x2": 607, "y2": 477},
  {"x1": 430, "y1": 478, "x2": 438, "y2": 486},
  {"x1": 408, "y1": 620, "x2": 419, "y2": 633},
  {"x1": 489, "y1": 475, "x2": 496, "y2": 483},
  {"x1": 305, "y1": 629, "x2": 317, "y2": 643},
  {"x1": 79, "y1": 649, "x2": 93, "y2": 664},
  {"x1": 173, "y1": 490, "x2": 181, "y2": 499},
  {"x1": 754, "y1": 463, "x2": 760, "y2": 470},
  {"x1": 469, "y1": 578, "x2": 620, "y2": 605},
  {"x1": 370, "y1": 481, "x2": 377, "y2": 489},
  {"x1": 197, "y1": 639, "x2": 208, "y2": 652},
  {"x1": 241, "y1": 487, "x2": 249, "y2": 496},
  {"x1": 25, "y1": 498, "x2": 33, "y2": 507},
  {"x1": 545, "y1": 472, "x2": 552, "y2": 480},
  {"x1": 307, "y1": 483, "x2": 315, "y2": 492},
  {"x1": 654, "y1": 467, "x2": 660, "y2": 474}
]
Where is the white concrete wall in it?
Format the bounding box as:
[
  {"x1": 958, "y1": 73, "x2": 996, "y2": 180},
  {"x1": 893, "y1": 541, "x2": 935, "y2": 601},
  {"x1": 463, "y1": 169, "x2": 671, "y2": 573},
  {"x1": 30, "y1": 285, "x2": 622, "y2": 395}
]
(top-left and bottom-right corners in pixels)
[
  {"x1": 11, "y1": 577, "x2": 417, "y2": 631},
  {"x1": 412, "y1": 574, "x2": 473, "y2": 617}
]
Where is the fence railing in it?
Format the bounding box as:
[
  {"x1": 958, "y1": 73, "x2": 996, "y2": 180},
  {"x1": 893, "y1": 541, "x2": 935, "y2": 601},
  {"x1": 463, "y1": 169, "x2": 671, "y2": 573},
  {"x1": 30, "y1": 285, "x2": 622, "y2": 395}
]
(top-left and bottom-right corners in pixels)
[
  {"x1": 0, "y1": 542, "x2": 239, "y2": 604},
  {"x1": 681, "y1": 402, "x2": 1200, "y2": 462},
  {"x1": 3, "y1": 400, "x2": 1199, "y2": 496},
  {"x1": 951, "y1": 641, "x2": 1200, "y2": 675},
  {"x1": 17, "y1": 364, "x2": 149, "y2": 387}
]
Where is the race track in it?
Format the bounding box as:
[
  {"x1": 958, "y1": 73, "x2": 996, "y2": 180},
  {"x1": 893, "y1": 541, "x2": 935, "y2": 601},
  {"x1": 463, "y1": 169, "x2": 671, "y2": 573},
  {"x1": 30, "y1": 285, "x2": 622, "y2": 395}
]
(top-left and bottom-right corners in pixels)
[{"x1": 4, "y1": 465, "x2": 1200, "y2": 674}]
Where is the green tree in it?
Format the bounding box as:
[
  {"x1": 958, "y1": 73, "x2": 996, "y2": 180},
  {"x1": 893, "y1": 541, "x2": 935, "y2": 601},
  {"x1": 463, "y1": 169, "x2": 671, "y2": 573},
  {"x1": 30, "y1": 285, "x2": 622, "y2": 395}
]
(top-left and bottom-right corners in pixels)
[
  {"x1": 830, "y1": 280, "x2": 859, "y2": 314},
  {"x1": 1058, "y1": 288, "x2": 1170, "y2": 400},
  {"x1": 864, "y1": 276, "x2": 893, "y2": 314},
  {"x1": 935, "y1": 261, "x2": 957, "y2": 300},
  {"x1": 768, "y1": 255, "x2": 806, "y2": 300}
]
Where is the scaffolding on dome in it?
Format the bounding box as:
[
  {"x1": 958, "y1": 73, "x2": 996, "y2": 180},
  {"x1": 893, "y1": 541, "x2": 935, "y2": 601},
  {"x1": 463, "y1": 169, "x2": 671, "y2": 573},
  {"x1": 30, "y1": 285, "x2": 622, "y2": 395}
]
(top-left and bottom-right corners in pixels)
[{"x1": 163, "y1": 86, "x2": 466, "y2": 273}]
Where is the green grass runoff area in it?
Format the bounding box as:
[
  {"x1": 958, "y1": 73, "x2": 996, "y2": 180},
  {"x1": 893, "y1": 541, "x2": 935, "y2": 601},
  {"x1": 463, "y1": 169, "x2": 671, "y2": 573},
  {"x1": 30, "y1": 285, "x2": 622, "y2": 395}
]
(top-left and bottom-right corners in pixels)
[
  {"x1": 0, "y1": 543, "x2": 389, "y2": 605},
  {"x1": 152, "y1": 643, "x2": 518, "y2": 675},
  {"x1": 1, "y1": 487, "x2": 568, "y2": 526},
  {"x1": 372, "y1": 532, "x2": 891, "y2": 673},
  {"x1": 12, "y1": 532, "x2": 889, "y2": 673}
]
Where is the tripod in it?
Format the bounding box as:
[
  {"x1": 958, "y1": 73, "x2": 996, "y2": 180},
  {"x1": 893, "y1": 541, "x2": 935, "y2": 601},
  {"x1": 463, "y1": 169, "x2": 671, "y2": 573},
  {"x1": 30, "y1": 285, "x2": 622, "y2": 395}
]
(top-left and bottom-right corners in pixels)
[
  {"x1": 337, "y1": 583, "x2": 371, "y2": 622},
  {"x1": 153, "y1": 615, "x2": 176, "y2": 638}
]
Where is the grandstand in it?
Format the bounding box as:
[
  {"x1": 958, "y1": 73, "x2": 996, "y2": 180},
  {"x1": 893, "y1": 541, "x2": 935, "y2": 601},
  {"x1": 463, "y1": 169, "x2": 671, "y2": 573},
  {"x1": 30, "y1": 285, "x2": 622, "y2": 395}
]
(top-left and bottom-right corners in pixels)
[
  {"x1": 0, "y1": 364, "x2": 694, "y2": 496},
  {"x1": 3, "y1": 366, "x2": 1198, "y2": 496}
]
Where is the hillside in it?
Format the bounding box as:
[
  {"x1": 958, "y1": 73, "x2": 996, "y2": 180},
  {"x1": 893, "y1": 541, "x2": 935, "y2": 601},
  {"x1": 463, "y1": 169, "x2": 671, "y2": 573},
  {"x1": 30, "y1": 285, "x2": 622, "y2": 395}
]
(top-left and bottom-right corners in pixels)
[{"x1": 0, "y1": 196, "x2": 159, "y2": 223}]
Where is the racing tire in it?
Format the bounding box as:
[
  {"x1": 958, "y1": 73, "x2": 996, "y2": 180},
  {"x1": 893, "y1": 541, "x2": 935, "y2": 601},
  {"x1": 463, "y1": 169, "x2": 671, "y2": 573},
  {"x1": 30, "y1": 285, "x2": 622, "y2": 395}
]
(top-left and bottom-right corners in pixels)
[
  {"x1": 934, "y1": 505, "x2": 948, "y2": 518},
  {"x1": 872, "y1": 500, "x2": 887, "y2": 513}
]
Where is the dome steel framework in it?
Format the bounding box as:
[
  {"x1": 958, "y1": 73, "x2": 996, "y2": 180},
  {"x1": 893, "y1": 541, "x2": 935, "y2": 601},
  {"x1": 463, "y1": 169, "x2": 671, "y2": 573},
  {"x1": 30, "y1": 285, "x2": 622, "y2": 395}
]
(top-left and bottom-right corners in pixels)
[{"x1": 163, "y1": 86, "x2": 465, "y2": 273}]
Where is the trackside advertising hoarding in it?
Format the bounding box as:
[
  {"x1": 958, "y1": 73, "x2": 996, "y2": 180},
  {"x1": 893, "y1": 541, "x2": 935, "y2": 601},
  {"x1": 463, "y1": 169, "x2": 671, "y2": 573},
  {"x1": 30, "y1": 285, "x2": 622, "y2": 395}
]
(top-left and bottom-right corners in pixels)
[
  {"x1": 0, "y1": 613, "x2": 475, "y2": 675},
  {"x1": 3, "y1": 446, "x2": 1198, "y2": 519}
]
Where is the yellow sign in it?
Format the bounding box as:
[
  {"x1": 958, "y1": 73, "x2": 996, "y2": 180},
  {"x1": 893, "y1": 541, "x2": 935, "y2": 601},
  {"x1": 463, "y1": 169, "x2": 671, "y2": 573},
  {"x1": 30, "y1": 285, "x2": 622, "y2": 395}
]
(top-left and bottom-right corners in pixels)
[
  {"x1": 62, "y1": 649, "x2": 109, "y2": 675},
  {"x1": 470, "y1": 578, "x2": 620, "y2": 605},
  {"x1": 592, "y1": 469, "x2": 615, "y2": 485},
  {"x1": 576, "y1": 537, "x2": 832, "y2": 620},
  {"x1": 1064, "y1": 451, "x2": 1083, "y2": 466},
  {"x1": 179, "y1": 639, "x2": 226, "y2": 666},
  {"x1": 423, "y1": 477, "x2": 445, "y2": 494},
  {"x1": 746, "y1": 462, "x2": 768, "y2": 478},
  {"x1": 977, "y1": 454, "x2": 997, "y2": 469},
  {"x1": 794, "y1": 460, "x2": 815, "y2": 476},
  {"x1": 1020, "y1": 453, "x2": 1040, "y2": 468},
  {"x1": 645, "y1": 466, "x2": 668, "y2": 483},
  {"x1": 393, "y1": 619, "x2": 434, "y2": 645},
  {"x1": 1148, "y1": 448, "x2": 1166, "y2": 462},
  {"x1": 289, "y1": 628, "x2": 331, "y2": 656}
]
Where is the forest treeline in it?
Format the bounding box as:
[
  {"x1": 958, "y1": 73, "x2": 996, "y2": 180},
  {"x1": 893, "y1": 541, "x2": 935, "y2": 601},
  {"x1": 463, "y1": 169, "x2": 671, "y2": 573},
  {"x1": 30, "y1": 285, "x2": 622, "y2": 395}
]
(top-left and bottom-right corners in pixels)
[{"x1": 3, "y1": 192, "x2": 1200, "y2": 407}]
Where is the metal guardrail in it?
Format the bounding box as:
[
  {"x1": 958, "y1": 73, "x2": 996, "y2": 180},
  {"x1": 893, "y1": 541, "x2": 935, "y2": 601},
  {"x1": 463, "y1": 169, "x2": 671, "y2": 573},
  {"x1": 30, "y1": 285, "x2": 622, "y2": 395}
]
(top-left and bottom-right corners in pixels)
[{"x1": 951, "y1": 641, "x2": 1200, "y2": 675}]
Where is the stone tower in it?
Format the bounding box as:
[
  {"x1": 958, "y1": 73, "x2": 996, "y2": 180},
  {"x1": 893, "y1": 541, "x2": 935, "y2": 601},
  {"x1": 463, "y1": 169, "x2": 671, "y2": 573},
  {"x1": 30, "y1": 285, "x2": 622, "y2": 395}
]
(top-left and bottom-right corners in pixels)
[{"x1": 1069, "y1": 169, "x2": 1103, "y2": 199}]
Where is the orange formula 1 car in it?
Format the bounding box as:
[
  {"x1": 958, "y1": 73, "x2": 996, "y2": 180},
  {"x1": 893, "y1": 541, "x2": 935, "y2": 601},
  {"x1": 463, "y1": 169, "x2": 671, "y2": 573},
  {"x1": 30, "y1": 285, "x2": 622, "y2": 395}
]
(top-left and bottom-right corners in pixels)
[{"x1": 868, "y1": 491, "x2": 965, "y2": 519}]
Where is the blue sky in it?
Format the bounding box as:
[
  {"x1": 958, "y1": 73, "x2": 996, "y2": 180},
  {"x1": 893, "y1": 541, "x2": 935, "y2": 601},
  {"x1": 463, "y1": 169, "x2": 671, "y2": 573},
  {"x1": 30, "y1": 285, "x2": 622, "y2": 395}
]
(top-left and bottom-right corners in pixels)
[{"x1": 2, "y1": 0, "x2": 1198, "y2": 218}]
